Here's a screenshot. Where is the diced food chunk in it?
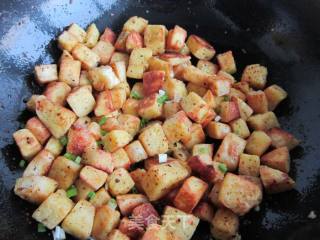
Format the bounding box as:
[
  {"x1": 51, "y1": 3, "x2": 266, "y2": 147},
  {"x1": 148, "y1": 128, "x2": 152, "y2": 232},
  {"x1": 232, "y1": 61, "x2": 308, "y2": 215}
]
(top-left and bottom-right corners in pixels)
[
  {"x1": 211, "y1": 208, "x2": 239, "y2": 240},
  {"x1": 125, "y1": 140, "x2": 148, "y2": 163},
  {"x1": 32, "y1": 189, "x2": 74, "y2": 229},
  {"x1": 245, "y1": 131, "x2": 271, "y2": 156},
  {"x1": 217, "y1": 51, "x2": 236, "y2": 74},
  {"x1": 108, "y1": 168, "x2": 135, "y2": 196},
  {"x1": 127, "y1": 48, "x2": 153, "y2": 79},
  {"x1": 264, "y1": 84, "x2": 288, "y2": 111},
  {"x1": 67, "y1": 86, "x2": 95, "y2": 117},
  {"x1": 34, "y1": 64, "x2": 58, "y2": 84},
  {"x1": 260, "y1": 166, "x2": 295, "y2": 194},
  {"x1": 102, "y1": 130, "x2": 132, "y2": 153},
  {"x1": 138, "y1": 123, "x2": 169, "y2": 157},
  {"x1": 218, "y1": 173, "x2": 262, "y2": 215},
  {"x1": 144, "y1": 25, "x2": 167, "y2": 55},
  {"x1": 80, "y1": 166, "x2": 108, "y2": 190},
  {"x1": 59, "y1": 59, "x2": 81, "y2": 87},
  {"x1": 72, "y1": 43, "x2": 100, "y2": 69},
  {"x1": 261, "y1": 147, "x2": 290, "y2": 173},
  {"x1": 186, "y1": 35, "x2": 216, "y2": 60},
  {"x1": 266, "y1": 127, "x2": 299, "y2": 150},
  {"x1": 13, "y1": 129, "x2": 42, "y2": 160},
  {"x1": 241, "y1": 64, "x2": 268, "y2": 89},
  {"x1": 238, "y1": 153, "x2": 260, "y2": 177}
]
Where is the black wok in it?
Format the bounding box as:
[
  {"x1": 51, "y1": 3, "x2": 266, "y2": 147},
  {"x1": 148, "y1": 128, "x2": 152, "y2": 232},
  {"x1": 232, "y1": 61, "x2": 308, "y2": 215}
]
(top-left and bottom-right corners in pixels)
[{"x1": 0, "y1": 0, "x2": 320, "y2": 239}]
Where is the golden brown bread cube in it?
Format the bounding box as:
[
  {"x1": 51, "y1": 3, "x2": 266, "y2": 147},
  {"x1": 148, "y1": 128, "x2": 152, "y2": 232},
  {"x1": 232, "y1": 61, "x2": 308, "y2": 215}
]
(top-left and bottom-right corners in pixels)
[
  {"x1": 58, "y1": 31, "x2": 79, "y2": 51},
  {"x1": 213, "y1": 133, "x2": 246, "y2": 171},
  {"x1": 264, "y1": 84, "x2": 288, "y2": 111},
  {"x1": 217, "y1": 50, "x2": 237, "y2": 74},
  {"x1": 13, "y1": 129, "x2": 42, "y2": 160},
  {"x1": 108, "y1": 168, "x2": 135, "y2": 196},
  {"x1": 232, "y1": 96, "x2": 253, "y2": 120},
  {"x1": 102, "y1": 130, "x2": 133, "y2": 153},
  {"x1": 186, "y1": 82, "x2": 208, "y2": 97},
  {"x1": 247, "y1": 111, "x2": 280, "y2": 131},
  {"x1": 85, "y1": 23, "x2": 100, "y2": 48},
  {"x1": 148, "y1": 57, "x2": 173, "y2": 80},
  {"x1": 182, "y1": 123, "x2": 206, "y2": 149},
  {"x1": 246, "y1": 90, "x2": 269, "y2": 114},
  {"x1": 163, "y1": 101, "x2": 181, "y2": 118},
  {"x1": 130, "y1": 168, "x2": 147, "y2": 193},
  {"x1": 186, "y1": 34, "x2": 216, "y2": 60},
  {"x1": 238, "y1": 153, "x2": 260, "y2": 177},
  {"x1": 138, "y1": 93, "x2": 163, "y2": 120},
  {"x1": 35, "y1": 95, "x2": 76, "y2": 139},
  {"x1": 62, "y1": 200, "x2": 95, "y2": 239},
  {"x1": 32, "y1": 189, "x2": 74, "y2": 229},
  {"x1": 210, "y1": 78, "x2": 232, "y2": 97},
  {"x1": 229, "y1": 118, "x2": 250, "y2": 139},
  {"x1": 218, "y1": 173, "x2": 262, "y2": 215},
  {"x1": 59, "y1": 58, "x2": 81, "y2": 87},
  {"x1": 162, "y1": 206, "x2": 199, "y2": 240},
  {"x1": 173, "y1": 176, "x2": 208, "y2": 213},
  {"x1": 123, "y1": 16, "x2": 148, "y2": 33},
  {"x1": 92, "y1": 205, "x2": 121, "y2": 240},
  {"x1": 228, "y1": 88, "x2": 246, "y2": 101},
  {"x1": 34, "y1": 64, "x2": 58, "y2": 84},
  {"x1": 74, "y1": 179, "x2": 95, "y2": 202},
  {"x1": 180, "y1": 92, "x2": 211, "y2": 124},
  {"x1": 163, "y1": 78, "x2": 187, "y2": 101},
  {"x1": 111, "y1": 61, "x2": 127, "y2": 83},
  {"x1": 82, "y1": 147, "x2": 114, "y2": 173},
  {"x1": 241, "y1": 64, "x2": 268, "y2": 89},
  {"x1": 138, "y1": 123, "x2": 169, "y2": 157},
  {"x1": 260, "y1": 165, "x2": 295, "y2": 194},
  {"x1": 197, "y1": 60, "x2": 219, "y2": 75},
  {"x1": 166, "y1": 25, "x2": 187, "y2": 52},
  {"x1": 112, "y1": 148, "x2": 131, "y2": 170},
  {"x1": 68, "y1": 23, "x2": 86, "y2": 43},
  {"x1": 89, "y1": 187, "x2": 111, "y2": 207},
  {"x1": 144, "y1": 25, "x2": 167, "y2": 55},
  {"x1": 245, "y1": 131, "x2": 272, "y2": 156},
  {"x1": 266, "y1": 127, "x2": 299, "y2": 150},
  {"x1": 142, "y1": 161, "x2": 189, "y2": 201},
  {"x1": 72, "y1": 43, "x2": 100, "y2": 70},
  {"x1": 261, "y1": 147, "x2": 290, "y2": 173},
  {"x1": 124, "y1": 140, "x2": 148, "y2": 163},
  {"x1": 44, "y1": 81, "x2": 71, "y2": 106},
  {"x1": 14, "y1": 176, "x2": 58, "y2": 204},
  {"x1": 181, "y1": 65, "x2": 212, "y2": 88},
  {"x1": 23, "y1": 149, "x2": 55, "y2": 177},
  {"x1": 127, "y1": 48, "x2": 153, "y2": 79},
  {"x1": 219, "y1": 101, "x2": 240, "y2": 123},
  {"x1": 126, "y1": 31, "x2": 143, "y2": 52},
  {"x1": 26, "y1": 117, "x2": 51, "y2": 145},
  {"x1": 123, "y1": 98, "x2": 140, "y2": 116},
  {"x1": 116, "y1": 194, "x2": 148, "y2": 216},
  {"x1": 26, "y1": 94, "x2": 40, "y2": 112},
  {"x1": 110, "y1": 52, "x2": 130, "y2": 67},
  {"x1": 67, "y1": 86, "x2": 95, "y2": 117},
  {"x1": 89, "y1": 66, "x2": 121, "y2": 91},
  {"x1": 44, "y1": 137, "x2": 63, "y2": 157},
  {"x1": 211, "y1": 208, "x2": 239, "y2": 240},
  {"x1": 48, "y1": 156, "x2": 82, "y2": 190},
  {"x1": 92, "y1": 40, "x2": 115, "y2": 65},
  {"x1": 159, "y1": 53, "x2": 191, "y2": 66},
  {"x1": 206, "y1": 121, "x2": 231, "y2": 140},
  {"x1": 80, "y1": 166, "x2": 108, "y2": 190},
  {"x1": 162, "y1": 111, "x2": 192, "y2": 143},
  {"x1": 114, "y1": 30, "x2": 130, "y2": 51},
  {"x1": 100, "y1": 27, "x2": 116, "y2": 44}
]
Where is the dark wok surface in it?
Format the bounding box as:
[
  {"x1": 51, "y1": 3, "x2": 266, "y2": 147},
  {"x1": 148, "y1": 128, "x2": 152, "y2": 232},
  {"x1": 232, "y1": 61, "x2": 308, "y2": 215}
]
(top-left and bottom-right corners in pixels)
[{"x1": 0, "y1": 0, "x2": 320, "y2": 239}]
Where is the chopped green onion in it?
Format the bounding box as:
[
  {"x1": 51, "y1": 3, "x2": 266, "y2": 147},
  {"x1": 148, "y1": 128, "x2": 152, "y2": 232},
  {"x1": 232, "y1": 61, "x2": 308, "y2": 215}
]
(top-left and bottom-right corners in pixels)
[
  {"x1": 66, "y1": 185, "x2": 78, "y2": 198},
  {"x1": 130, "y1": 91, "x2": 142, "y2": 100},
  {"x1": 19, "y1": 160, "x2": 26, "y2": 168},
  {"x1": 218, "y1": 163, "x2": 228, "y2": 174},
  {"x1": 131, "y1": 186, "x2": 138, "y2": 194},
  {"x1": 99, "y1": 116, "x2": 108, "y2": 126},
  {"x1": 223, "y1": 95, "x2": 230, "y2": 102},
  {"x1": 140, "y1": 118, "x2": 149, "y2": 128},
  {"x1": 64, "y1": 152, "x2": 76, "y2": 161},
  {"x1": 101, "y1": 129, "x2": 107, "y2": 136},
  {"x1": 87, "y1": 191, "x2": 96, "y2": 200},
  {"x1": 37, "y1": 223, "x2": 47, "y2": 233},
  {"x1": 107, "y1": 198, "x2": 117, "y2": 210},
  {"x1": 74, "y1": 156, "x2": 82, "y2": 164},
  {"x1": 157, "y1": 92, "x2": 169, "y2": 104},
  {"x1": 59, "y1": 136, "x2": 68, "y2": 146},
  {"x1": 97, "y1": 140, "x2": 104, "y2": 147}
]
